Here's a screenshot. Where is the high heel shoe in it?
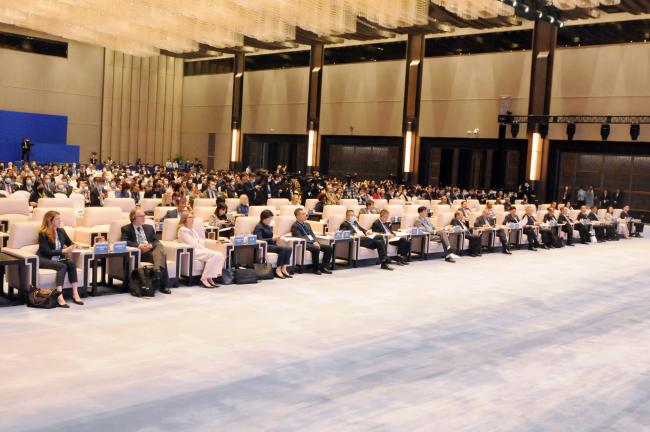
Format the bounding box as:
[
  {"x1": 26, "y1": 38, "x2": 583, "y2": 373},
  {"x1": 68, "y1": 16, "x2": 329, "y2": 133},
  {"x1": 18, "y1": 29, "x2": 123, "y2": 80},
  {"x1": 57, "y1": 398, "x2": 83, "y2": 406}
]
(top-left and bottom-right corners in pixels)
[
  {"x1": 72, "y1": 298, "x2": 84, "y2": 306},
  {"x1": 209, "y1": 279, "x2": 220, "y2": 288},
  {"x1": 200, "y1": 279, "x2": 214, "y2": 288},
  {"x1": 274, "y1": 269, "x2": 286, "y2": 279},
  {"x1": 282, "y1": 271, "x2": 293, "y2": 278}
]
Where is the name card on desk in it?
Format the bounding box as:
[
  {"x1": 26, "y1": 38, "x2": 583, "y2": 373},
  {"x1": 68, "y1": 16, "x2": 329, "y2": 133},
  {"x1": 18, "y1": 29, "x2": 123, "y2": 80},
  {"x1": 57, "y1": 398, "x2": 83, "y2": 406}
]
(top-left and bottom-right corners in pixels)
[
  {"x1": 94, "y1": 242, "x2": 109, "y2": 254},
  {"x1": 334, "y1": 231, "x2": 343, "y2": 240},
  {"x1": 411, "y1": 227, "x2": 424, "y2": 235},
  {"x1": 246, "y1": 234, "x2": 257, "y2": 245},
  {"x1": 508, "y1": 223, "x2": 520, "y2": 230},
  {"x1": 390, "y1": 216, "x2": 401, "y2": 223},
  {"x1": 342, "y1": 230, "x2": 351, "y2": 239},
  {"x1": 113, "y1": 241, "x2": 127, "y2": 253},
  {"x1": 453, "y1": 226, "x2": 463, "y2": 233},
  {"x1": 233, "y1": 235, "x2": 245, "y2": 246}
]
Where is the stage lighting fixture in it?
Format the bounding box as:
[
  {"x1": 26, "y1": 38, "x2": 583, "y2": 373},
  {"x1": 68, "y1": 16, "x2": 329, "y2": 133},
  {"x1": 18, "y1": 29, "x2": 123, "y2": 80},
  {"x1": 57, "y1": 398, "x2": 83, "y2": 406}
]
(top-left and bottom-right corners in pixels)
[
  {"x1": 600, "y1": 123, "x2": 610, "y2": 141},
  {"x1": 510, "y1": 121, "x2": 519, "y2": 138},
  {"x1": 630, "y1": 123, "x2": 640, "y2": 141},
  {"x1": 566, "y1": 122, "x2": 576, "y2": 141}
]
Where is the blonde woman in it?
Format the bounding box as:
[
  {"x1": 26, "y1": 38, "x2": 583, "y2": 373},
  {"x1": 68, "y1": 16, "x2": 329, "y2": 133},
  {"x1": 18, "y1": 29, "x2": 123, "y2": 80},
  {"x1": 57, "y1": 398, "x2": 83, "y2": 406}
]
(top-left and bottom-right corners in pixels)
[
  {"x1": 177, "y1": 211, "x2": 225, "y2": 288},
  {"x1": 38, "y1": 210, "x2": 83, "y2": 307}
]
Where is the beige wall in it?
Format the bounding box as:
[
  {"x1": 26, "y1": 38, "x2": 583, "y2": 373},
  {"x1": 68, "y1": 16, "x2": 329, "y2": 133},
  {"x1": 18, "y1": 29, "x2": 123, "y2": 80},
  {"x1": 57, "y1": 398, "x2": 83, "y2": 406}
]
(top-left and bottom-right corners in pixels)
[
  {"x1": 0, "y1": 25, "x2": 103, "y2": 161},
  {"x1": 181, "y1": 73, "x2": 233, "y2": 169},
  {"x1": 321, "y1": 60, "x2": 405, "y2": 136},
  {"x1": 101, "y1": 51, "x2": 184, "y2": 164}
]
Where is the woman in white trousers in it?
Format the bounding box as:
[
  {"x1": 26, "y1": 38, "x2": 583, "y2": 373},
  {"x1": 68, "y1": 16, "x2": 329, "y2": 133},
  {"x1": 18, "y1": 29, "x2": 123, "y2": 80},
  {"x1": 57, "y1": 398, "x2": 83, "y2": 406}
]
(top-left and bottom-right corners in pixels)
[{"x1": 177, "y1": 211, "x2": 225, "y2": 288}]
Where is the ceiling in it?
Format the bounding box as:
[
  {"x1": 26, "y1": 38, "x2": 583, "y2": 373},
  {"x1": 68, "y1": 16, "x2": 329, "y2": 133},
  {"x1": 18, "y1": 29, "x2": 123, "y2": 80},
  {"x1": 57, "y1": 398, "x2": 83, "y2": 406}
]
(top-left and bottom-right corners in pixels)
[{"x1": 0, "y1": 0, "x2": 648, "y2": 58}]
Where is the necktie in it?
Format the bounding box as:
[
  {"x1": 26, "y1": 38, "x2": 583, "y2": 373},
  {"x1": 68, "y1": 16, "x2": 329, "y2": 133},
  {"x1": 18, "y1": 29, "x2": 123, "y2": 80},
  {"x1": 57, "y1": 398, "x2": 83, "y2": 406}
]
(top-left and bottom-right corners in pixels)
[{"x1": 137, "y1": 226, "x2": 146, "y2": 244}]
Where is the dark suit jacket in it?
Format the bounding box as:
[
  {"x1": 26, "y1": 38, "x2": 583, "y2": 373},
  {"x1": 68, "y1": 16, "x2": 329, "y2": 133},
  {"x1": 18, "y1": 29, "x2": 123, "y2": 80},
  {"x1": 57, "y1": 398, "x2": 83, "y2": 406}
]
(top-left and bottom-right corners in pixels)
[
  {"x1": 340, "y1": 220, "x2": 366, "y2": 236},
  {"x1": 474, "y1": 216, "x2": 492, "y2": 227},
  {"x1": 161, "y1": 209, "x2": 179, "y2": 221},
  {"x1": 291, "y1": 221, "x2": 318, "y2": 244},
  {"x1": 121, "y1": 223, "x2": 159, "y2": 249},
  {"x1": 504, "y1": 214, "x2": 520, "y2": 224},
  {"x1": 543, "y1": 214, "x2": 557, "y2": 223},
  {"x1": 253, "y1": 222, "x2": 276, "y2": 245},
  {"x1": 450, "y1": 218, "x2": 468, "y2": 231},
  {"x1": 37, "y1": 228, "x2": 73, "y2": 259},
  {"x1": 89, "y1": 188, "x2": 103, "y2": 207},
  {"x1": 371, "y1": 219, "x2": 394, "y2": 235},
  {"x1": 558, "y1": 214, "x2": 573, "y2": 224}
]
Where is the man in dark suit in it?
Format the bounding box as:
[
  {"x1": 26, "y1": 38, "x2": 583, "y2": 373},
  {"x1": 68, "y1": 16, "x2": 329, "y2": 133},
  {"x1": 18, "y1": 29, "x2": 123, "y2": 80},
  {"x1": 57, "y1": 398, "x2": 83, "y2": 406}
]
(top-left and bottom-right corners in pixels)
[
  {"x1": 89, "y1": 177, "x2": 106, "y2": 207},
  {"x1": 21, "y1": 137, "x2": 33, "y2": 162},
  {"x1": 558, "y1": 206, "x2": 589, "y2": 245},
  {"x1": 524, "y1": 206, "x2": 551, "y2": 249},
  {"x1": 621, "y1": 205, "x2": 644, "y2": 237},
  {"x1": 560, "y1": 186, "x2": 571, "y2": 205},
  {"x1": 587, "y1": 206, "x2": 607, "y2": 242},
  {"x1": 612, "y1": 189, "x2": 623, "y2": 208},
  {"x1": 121, "y1": 208, "x2": 171, "y2": 293},
  {"x1": 291, "y1": 208, "x2": 333, "y2": 275},
  {"x1": 449, "y1": 210, "x2": 482, "y2": 257},
  {"x1": 474, "y1": 208, "x2": 511, "y2": 254},
  {"x1": 541, "y1": 207, "x2": 563, "y2": 248},
  {"x1": 458, "y1": 200, "x2": 471, "y2": 221},
  {"x1": 340, "y1": 209, "x2": 393, "y2": 270},
  {"x1": 371, "y1": 209, "x2": 411, "y2": 264},
  {"x1": 504, "y1": 207, "x2": 539, "y2": 251}
]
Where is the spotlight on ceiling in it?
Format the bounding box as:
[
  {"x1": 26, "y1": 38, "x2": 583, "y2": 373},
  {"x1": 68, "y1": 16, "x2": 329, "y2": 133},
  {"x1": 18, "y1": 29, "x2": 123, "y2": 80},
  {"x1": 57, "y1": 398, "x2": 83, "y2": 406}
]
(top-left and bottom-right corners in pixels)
[
  {"x1": 566, "y1": 122, "x2": 576, "y2": 141},
  {"x1": 538, "y1": 122, "x2": 549, "y2": 139},
  {"x1": 600, "y1": 123, "x2": 610, "y2": 141},
  {"x1": 630, "y1": 122, "x2": 640, "y2": 141},
  {"x1": 510, "y1": 121, "x2": 520, "y2": 138}
]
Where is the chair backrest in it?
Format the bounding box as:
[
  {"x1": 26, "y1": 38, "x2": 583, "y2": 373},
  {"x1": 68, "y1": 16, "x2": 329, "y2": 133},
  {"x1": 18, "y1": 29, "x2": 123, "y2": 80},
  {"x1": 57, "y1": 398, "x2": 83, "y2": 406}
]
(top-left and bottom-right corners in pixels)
[
  {"x1": 162, "y1": 218, "x2": 180, "y2": 241},
  {"x1": 249, "y1": 205, "x2": 276, "y2": 218},
  {"x1": 267, "y1": 198, "x2": 290, "y2": 208},
  {"x1": 467, "y1": 199, "x2": 480, "y2": 210},
  {"x1": 515, "y1": 199, "x2": 523, "y2": 204},
  {"x1": 139, "y1": 198, "x2": 162, "y2": 213},
  {"x1": 339, "y1": 199, "x2": 358, "y2": 207},
  {"x1": 234, "y1": 216, "x2": 259, "y2": 235},
  {"x1": 38, "y1": 198, "x2": 74, "y2": 208},
  {"x1": 304, "y1": 199, "x2": 318, "y2": 212},
  {"x1": 346, "y1": 205, "x2": 362, "y2": 216},
  {"x1": 154, "y1": 206, "x2": 176, "y2": 221},
  {"x1": 383, "y1": 205, "x2": 404, "y2": 218},
  {"x1": 389, "y1": 198, "x2": 406, "y2": 206},
  {"x1": 373, "y1": 199, "x2": 388, "y2": 210},
  {"x1": 492, "y1": 204, "x2": 504, "y2": 213},
  {"x1": 569, "y1": 209, "x2": 580, "y2": 220},
  {"x1": 193, "y1": 198, "x2": 216, "y2": 208},
  {"x1": 7, "y1": 221, "x2": 40, "y2": 249},
  {"x1": 10, "y1": 190, "x2": 30, "y2": 199},
  {"x1": 225, "y1": 198, "x2": 240, "y2": 212},
  {"x1": 433, "y1": 204, "x2": 450, "y2": 215},
  {"x1": 435, "y1": 212, "x2": 454, "y2": 229},
  {"x1": 108, "y1": 220, "x2": 127, "y2": 243},
  {"x1": 404, "y1": 205, "x2": 420, "y2": 214},
  {"x1": 326, "y1": 214, "x2": 346, "y2": 234},
  {"x1": 0, "y1": 198, "x2": 31, "y2": 216},
  {"x1": 54, "y1": 193, "x2": 67, "y2": 199},
  {"x1": 193, "y1": 206, "x2": 216, "y2": 221},
  {"x1": 514, "y1": 204, "x2": 527, "y2": 213},
  {"x1": 279, "y1": 205, "x2": 304, "y2": 217},
  {"x1": 415, "y1": 200, "x2": 431, "y2": 209},
  {"x1": 69, "y1": 193, "x2": 86, "y2": 211},
  {"x1": 32, "y1": 207, "x2": 77, "y2": 227},
  {"x1": 274, "y1": 216, "x2": 296, "y2": 236},
  {"x1": 81, "y1": 207, "x2": 123, "y2": 227},
  {"x1": 400, "y1": 214, "x2": 418, "y2": 229},
  {"x1": 613, "y1": 209, "x2": 622, "y2": 218},
  {"x1": 103, "y1": 197, "x2": 136, "y2": 213},
  {"x1": 469, "y1": 211, "x2": 481, "y2": 227},
  {"x1": 358, "y1": 213, "x2": 379, "y2": 230},
  {"x1": 539, "y1": 204, "x2": 550, "y2": 211},
  {"x1": 322, "y1": 205, "x2": 346, "y2": 220},
  {"x1": 450, "y1": 204, "x2": 461, "y2": 213},
  {"x1": 536, "y1": 210, "x2": 547, "y2": 221},
  {"x1": 597, "y1": 209, "x2": 606, "y2": 219}
]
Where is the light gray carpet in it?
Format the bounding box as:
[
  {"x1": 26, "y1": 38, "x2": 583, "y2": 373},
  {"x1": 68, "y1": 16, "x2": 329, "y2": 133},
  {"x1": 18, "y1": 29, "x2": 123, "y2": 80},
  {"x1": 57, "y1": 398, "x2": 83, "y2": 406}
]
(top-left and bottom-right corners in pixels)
[{"x1": 1, "y1": 237, "x2": 649, "y2": 432}]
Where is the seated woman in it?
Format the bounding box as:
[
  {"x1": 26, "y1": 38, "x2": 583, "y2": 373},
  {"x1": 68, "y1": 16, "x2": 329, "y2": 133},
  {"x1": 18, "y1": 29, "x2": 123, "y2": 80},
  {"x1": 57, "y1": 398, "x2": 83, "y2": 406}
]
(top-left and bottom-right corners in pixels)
[
  {"x1": 253, "y1": 210, "x2": 292, "y2": 279},
  {"x1": 177, "y1": 211, "x2": 225, "y2": 288},
  {"x1": 314, "y1": 193, "x2": 326, "y2": 213},
  {"x1": 236, "y1": 194, "x2": 249, "y2": 216},
  {"x1": 38, "y1": 210, "x2": 83, "y2": 307},
  {"x1": 209, "y1": 203, "x2": 234, "y2": 238}
]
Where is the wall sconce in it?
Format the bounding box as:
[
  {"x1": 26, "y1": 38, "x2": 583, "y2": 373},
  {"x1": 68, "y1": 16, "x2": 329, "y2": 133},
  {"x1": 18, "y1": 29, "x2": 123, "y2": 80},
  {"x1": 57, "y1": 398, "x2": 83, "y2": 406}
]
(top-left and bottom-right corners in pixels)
[
  {"x1": 230, "y1": 122, "x2": 240, "y2": 163},
  {"x1": 529, "y1": 132, "x2": 542, "y2": 181},
  {"x1": 307, "y1": 128, "x2": 317, "y2": 167},
  {"x1": 403, "y1": 121, "x2": 413, "y2": 173}
]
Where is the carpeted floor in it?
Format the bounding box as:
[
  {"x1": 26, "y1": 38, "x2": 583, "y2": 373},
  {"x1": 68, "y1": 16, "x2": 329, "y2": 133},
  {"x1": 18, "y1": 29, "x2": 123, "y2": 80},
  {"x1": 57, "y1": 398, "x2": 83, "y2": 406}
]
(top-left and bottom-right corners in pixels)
[{"x1": 1, "y1": 236, "x2": 649, "y2": 432}]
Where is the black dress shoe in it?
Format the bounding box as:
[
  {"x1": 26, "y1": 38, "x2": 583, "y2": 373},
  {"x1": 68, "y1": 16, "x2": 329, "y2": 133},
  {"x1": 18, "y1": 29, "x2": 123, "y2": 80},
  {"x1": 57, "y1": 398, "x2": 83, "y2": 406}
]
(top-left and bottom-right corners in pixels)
[
  {"x1": 503, "y1": 250, "x2": 512, "y2": 255},
  {"x1": 58, "y1": 302, "x2": 70, "y2": 308},
  {"x1": 313, "y1": 269, "x2": 322, "y2": 275},
  {"x1": 528, "y1": 247, "x2": 538, "y2": 251},
  {"x1": 542, "y1": 245, "x2": 550, "y2": 249},
  {"x1": 567, "y1": 243, "x2": 575, "y2": 247},
  {"x1": 160, "y1": 287, "x2": 172, "y2": 294},
  {"x1": 445, "y1": 256, "x2": 456, "y2": 263},
  {"x1": 380, "y1": 262, "x2": 394, "y2": 271},
  {"x1": 320, "y1": 267, "x2": 332, "y2": 274}
]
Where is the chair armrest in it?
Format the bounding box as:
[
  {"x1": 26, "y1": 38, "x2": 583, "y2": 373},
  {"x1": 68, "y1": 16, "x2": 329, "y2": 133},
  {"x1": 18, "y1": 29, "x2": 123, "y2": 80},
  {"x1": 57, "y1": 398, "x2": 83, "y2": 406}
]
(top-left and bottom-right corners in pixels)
[
  {"x1": 2, "y1": 248, "x2": 37, "y2": 260},
  {"x1": 159, "y1": 240, "x2": 190, "y2": 256},
  {"x1": 308, "y1": 220, "x2": 326, "y2": 235},
  {"x1": 204, "y1": 239, "x2": 231, "y2": 255}
]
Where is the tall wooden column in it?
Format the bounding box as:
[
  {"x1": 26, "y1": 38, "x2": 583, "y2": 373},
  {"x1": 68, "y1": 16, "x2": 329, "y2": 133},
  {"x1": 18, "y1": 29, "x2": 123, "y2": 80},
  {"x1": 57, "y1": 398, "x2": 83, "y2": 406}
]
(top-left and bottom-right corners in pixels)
[
  {"x1": 402, "y1": 33, "x2": 425, "y2": 184},
  {"x1": 306, "y1": 44, "x2": 325, "y2": 174},
  {"x1": 526, "y1": 19, "x2": 557, "y2": 201},
  {"x1": 229, "y1": 52, "x2": 245, "y2": 171}
]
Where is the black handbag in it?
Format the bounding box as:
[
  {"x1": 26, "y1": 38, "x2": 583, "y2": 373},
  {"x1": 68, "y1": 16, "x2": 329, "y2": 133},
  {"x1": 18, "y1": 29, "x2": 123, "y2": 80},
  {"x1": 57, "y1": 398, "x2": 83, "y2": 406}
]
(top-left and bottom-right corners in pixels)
[
  {"x1": 217, "y1": 268, "x2": 234, "y2": 285},
  {"x1": 26, "y1": 288, "x2": 58, "y2": 309},
  {"x1": 253, "y1": 263, "x2": 274, "y2": 280},
  {"x1": 129, "y1": 267, "x2": 159, "y2": 297},
  {"x1": 234, "y1": 268, "x2": 258, "y2": 285}
]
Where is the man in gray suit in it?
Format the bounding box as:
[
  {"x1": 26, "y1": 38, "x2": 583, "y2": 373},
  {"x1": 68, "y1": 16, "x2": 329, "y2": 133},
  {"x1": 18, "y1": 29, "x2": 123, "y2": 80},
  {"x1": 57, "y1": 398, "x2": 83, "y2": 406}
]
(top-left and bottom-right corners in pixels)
[
  {"x1": 474, "y1": 208, "x2": 511, "y2": 254},
  {"x1": 413, "y1": 206, "x2": 455, "y2": 263}
]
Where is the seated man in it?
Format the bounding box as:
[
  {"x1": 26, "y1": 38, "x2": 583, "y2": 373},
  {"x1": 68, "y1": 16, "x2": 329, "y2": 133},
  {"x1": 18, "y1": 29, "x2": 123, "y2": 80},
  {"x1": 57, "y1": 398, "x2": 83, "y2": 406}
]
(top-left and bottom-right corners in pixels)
[
  {"x1": 121, "y1": 208, "x2": 171, "y2": 293},
  {"x1": 474, "y1": 208, "x2": 511, "y2": 254},
  {"x1": 291, "y1": 208, "x2": 333, "y2": 275},
  {"x1": 340, "y1": 210, "x2": 393, "y2": 270},
  {"x1": 557, "y1": 206, "x2": 588, "y2": 245},
  {"x1": 621, "y1": 205, "x2": 644, "y2": 237},
  {"x1": 603, "y1": 206, "x2": 620, "y2": 241},
  {"x1": 359, "y1": 199, "x2": 379, "y2": 215},
  {"x1": 160, "y1": 196, "x2": 188, "y2": 222},
  {"x1": 449, "y1": 210, "x2": 481, "y2": 257},
  {"x1": 524, "y1": 206, "x2": 552, "y2": 249},
  {"x1": 504, "y1": 207, "x2": 539, "y2": 251},
  {"x1": 541, "y1": 207, "x2": 564, "y2": 248},
  {"x1": 371, "y1": 209, "x2": 411, "y2": 264},
  {"x1": 587, "y1": 205, "x2": 607, "y2": 242},
  {"x1": 413, "y1": 206, "x2": 455, "y2": 262}
]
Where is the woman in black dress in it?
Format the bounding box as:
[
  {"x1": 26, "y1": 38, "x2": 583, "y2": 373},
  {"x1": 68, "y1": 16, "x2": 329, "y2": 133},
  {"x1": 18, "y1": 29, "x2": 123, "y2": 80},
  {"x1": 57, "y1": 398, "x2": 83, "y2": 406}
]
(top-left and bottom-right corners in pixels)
[
  {"x1": 253, "y1": 210, "x2": 292, "y2": 279},
  {"x1": 38, "y1": 210, "x2": 83, "y2": 307}
]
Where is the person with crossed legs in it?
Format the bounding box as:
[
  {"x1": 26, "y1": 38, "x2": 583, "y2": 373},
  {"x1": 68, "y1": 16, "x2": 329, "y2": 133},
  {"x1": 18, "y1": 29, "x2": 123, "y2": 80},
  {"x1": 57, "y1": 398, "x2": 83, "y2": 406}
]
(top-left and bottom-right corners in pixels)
[
  {"x1": 340, "y1": 209, "x2": 393, "y2": 270},
  {"x1": 291, "y1": 208, "x2": 333, "y2": 275}
]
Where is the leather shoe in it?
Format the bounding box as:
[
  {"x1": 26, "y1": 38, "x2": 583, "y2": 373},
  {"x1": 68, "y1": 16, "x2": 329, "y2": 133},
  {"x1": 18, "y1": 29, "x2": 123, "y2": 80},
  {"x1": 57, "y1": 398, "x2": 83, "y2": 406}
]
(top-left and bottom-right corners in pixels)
[
  {"x1": 381, "y1": 262, "x2": 394, "y2": 271},
  {"x1": 313, "y1": 269, "x2": 322, "y2": 275},
  {"x1": 320, "y1": 267, "x2": 332, "y2": 274},
  {"x1": 72, "y1": 299, "x2": 85, "y2": 305},
  {"x1": 58, "y1": 302, "x2": 70, "y2": 308},
  {"x1": 160, "y1": 287, "x2": 172, "y2": 294},
  {"x1": 528, "y1": 247, "x2": 538, "y2": 251},
  {"x1": 445, "y1": 256, "x2": 456, "y2": 263},
  {"x1": 503, "y1": 249, "x2": 512, "y2": 255}
]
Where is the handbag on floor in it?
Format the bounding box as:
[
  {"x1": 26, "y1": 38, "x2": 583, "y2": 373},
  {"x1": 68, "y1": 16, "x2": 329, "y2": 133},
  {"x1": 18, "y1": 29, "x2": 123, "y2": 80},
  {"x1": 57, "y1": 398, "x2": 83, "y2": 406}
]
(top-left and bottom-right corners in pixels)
[
  {"x1": 217, "y1": 268, "x2": 234, "y2": 285},
  {"x1": 234, "y1": 268, "x2": 258, "y2": 285},
  {"x1": 26, "y1": 288, "x2": 58, "y2": 309},
  {"x1": 253, "y1": 263, "x2": 274, "y2": 280},
  {"x1": 129, "y1": 267, "x2": 159, "y2": 297}
]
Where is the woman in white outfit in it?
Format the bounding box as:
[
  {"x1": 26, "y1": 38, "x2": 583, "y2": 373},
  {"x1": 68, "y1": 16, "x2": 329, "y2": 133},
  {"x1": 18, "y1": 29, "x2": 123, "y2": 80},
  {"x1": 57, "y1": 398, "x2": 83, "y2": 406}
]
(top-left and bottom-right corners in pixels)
[{"x1": 177, "y1": 211, "x2": 225, "y2": 288}]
